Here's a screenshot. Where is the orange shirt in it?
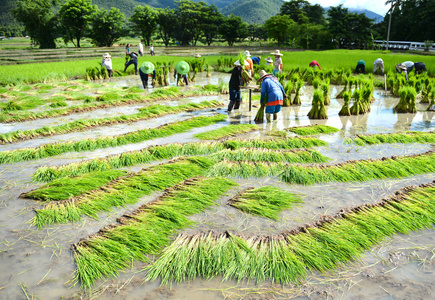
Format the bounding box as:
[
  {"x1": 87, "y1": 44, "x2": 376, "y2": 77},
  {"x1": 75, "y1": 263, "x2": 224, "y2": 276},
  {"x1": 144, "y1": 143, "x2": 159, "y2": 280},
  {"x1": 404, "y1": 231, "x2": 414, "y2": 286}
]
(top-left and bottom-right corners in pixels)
[{"x1": 245, "y1": 58, "x2": 254, "y2": 74}]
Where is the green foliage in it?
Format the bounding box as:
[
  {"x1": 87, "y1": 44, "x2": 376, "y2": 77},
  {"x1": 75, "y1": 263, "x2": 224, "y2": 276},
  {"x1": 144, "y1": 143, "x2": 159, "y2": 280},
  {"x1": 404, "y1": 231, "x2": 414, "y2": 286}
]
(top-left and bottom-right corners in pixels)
[
  {"x1": 219, "y1": 14, "x2": 247, "y2": 46},
  {"x1": 88, "y1": 7, "x2": 126, "y2": 47},
  {"x1": 129, "y1": 5, "x2": 156, "y2": 46},
  {"x1": 264, "y1": 15, "x2": 296, "y2": 47},
  {"x1": 194, "y1": 124, "x2": 258, "y2": 140},
  {"x1": 222, "y1": 0, "x2": 283, "y2": 24}
]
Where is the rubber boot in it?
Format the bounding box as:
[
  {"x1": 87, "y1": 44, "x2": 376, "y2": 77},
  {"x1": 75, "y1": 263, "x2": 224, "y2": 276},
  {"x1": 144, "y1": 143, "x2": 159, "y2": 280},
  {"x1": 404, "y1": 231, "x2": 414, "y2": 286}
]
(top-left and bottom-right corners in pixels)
[
  {"x1": 273, "y1": 113, "x2": 278, "y2": 120},
  {"x1": 266, "y1": 113, "x2": 271, "y2": 122}
]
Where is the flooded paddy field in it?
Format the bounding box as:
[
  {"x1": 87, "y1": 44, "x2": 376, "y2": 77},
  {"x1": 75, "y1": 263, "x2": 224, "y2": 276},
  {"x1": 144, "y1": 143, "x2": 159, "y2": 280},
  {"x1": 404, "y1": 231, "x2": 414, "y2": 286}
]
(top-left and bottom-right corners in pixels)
[{"x1": 0, "y1": 71, "x2": 434, "y2": 300}]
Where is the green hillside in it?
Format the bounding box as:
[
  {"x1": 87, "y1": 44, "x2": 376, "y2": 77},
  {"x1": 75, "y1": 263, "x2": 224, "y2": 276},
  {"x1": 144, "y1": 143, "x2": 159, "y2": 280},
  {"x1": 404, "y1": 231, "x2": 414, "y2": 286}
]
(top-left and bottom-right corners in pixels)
[
  {"x1": 221, "y1": 0, "x2": 284, "y2": 24},
  {"x1": 92, "y1": 0, "x2": 141, "y2": 18}
]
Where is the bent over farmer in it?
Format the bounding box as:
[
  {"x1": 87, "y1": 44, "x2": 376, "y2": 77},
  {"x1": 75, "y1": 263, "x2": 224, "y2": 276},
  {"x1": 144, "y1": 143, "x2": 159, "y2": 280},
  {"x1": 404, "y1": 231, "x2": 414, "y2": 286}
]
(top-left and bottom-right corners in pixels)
[
  {"x1": 258, "y1": 70, "x2": 286, "y2": 122},
  {"x1": 227, "y1": 60, "x2": 244, "y2": 112}
]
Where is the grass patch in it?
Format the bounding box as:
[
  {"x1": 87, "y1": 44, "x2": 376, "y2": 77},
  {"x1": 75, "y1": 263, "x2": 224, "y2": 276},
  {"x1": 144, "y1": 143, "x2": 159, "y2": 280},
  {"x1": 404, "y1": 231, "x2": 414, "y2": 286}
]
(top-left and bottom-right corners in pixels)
[
  {"x1": 33, "y1": 157, "x2": 214, "y2": 228},
  {"x1": 287, "y1": 125, "x2": 340, "y2": 136},
  {"x1": 194, "y1": 124, "x2": 259, "y2": 140},
  {"x1": 346, "y1": 131, "x2": 435, "y2": 146},
  {"x1": 0, "y1": 100, "x2": 223, "y2": 144},
  {"x1": 32, "y1": 137, "x2": 328, "y2": 182},
  {"x1": 0, "y1": 114, "x2": 227, "y2": 165},
  {"x1": 146, "y1": 181, "x2": 435, "y2": 285},
  {"x1": 207, "y1": 151, "x2": 435, "y2": 184},
  {"x1": 23, "y1": 170, "x2": 127, "y2": 201},
  {"x1": 228, "y1": 186, "x2": 302, "y2": 220},
  {"x1": 72, "y1": 176, "x2": 237, "y2": 288}
]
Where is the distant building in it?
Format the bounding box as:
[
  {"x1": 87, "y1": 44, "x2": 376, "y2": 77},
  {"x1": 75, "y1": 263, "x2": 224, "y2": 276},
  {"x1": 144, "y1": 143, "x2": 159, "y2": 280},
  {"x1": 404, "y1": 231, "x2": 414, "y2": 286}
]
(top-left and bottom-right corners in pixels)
[{"x1": 374, "y1": 40, "x2": 435, "y2": 52}]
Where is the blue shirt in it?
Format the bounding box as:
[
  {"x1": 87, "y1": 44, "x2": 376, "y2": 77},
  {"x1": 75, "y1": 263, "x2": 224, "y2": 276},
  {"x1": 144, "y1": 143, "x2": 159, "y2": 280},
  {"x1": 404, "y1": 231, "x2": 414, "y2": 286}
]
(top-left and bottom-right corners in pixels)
[
  {"x1": 252, "y1": 56, "x2": 260, "y2": 65},
  {"x1": 261, "y1": 76, "x2": 285, "y2": 106}
]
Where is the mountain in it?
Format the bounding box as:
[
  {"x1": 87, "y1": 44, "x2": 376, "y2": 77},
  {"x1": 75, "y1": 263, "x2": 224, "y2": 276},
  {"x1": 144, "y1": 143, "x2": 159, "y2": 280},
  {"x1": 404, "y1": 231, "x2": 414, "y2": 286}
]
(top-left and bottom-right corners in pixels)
[
  {"x1": 221, "y1": 0, "x2": 284, "y2": 24},
  {"x1": 349, "y1": 8, "x2": 384, "y2": 23}
]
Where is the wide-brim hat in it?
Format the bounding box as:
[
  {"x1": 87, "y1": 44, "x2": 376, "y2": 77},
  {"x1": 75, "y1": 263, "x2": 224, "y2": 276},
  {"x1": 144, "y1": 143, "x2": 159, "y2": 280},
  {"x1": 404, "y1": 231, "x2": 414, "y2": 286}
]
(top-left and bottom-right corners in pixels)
[
  {"x1": 399, "y1": 64, "x2": 407, "y2": 70},
  {"x1": 194, "y1": 53, "x2": 201, "y2": 58},
  {"x1": 140, "y1": 62, "x2": 155, "y2": 74},
  {"x1": 176, "y1": 61, "x2": 190, "y2": 75},
  {"x1": 234, "y1": 60, "x2": 242, "y2": 66},
  {"x1": 244, "y1": 50, "x2": 251, "y2": 57},
  {"x1": 103, "y1": 53, "x2": 111, "y2": 58},
  {"x1": 265, "y1": 57, "x2": 273, "y2": 63},
  {"x1": 258, "y1": 70, "x2": 268, "y2": 81},
  {"x1": 271, "y1": 50, "x2": 283, "y2": 56}
]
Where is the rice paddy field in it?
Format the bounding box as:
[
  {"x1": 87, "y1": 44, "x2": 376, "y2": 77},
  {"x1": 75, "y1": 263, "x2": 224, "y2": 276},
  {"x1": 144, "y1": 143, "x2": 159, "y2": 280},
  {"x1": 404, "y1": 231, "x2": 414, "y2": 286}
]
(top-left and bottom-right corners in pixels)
[{"x1": 0, "y1": 48, "x2": 434, "y2": 300}]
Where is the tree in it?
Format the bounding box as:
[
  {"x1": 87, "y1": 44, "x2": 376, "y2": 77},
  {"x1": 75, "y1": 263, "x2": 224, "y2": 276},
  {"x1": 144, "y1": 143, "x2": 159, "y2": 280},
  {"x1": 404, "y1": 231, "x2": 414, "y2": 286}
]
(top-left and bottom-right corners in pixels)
[
  {"x1": 12, "y1": 0, "x2": 58, "y2": 48},
  {"x1": 59, "y1": 0, "x2": 97, "y2": 48},
  {"x1": 129, "y1": 5, "x2": 157, "y2": 46},
  {"x1": 174, "y1": 0, "x2": 207, "y2": 46},
  {"x1": 155, "y1": 8, "x2": 177, "y2": 46},
  {"x1": 219, "y1": 14, "x2": 247, "y2": 46},
  {"x1": 385, "y1": 0, "x2": 403, "y2": 48},
  {"x1": 88, "y1": 7, "x2": 126, "y2": 47},
  {"x1": 264, "y1": 15, "x2": 296, "y2": 46},
  {"x1": 200, "y1": 4, "x2": 223, "y2": 46}
]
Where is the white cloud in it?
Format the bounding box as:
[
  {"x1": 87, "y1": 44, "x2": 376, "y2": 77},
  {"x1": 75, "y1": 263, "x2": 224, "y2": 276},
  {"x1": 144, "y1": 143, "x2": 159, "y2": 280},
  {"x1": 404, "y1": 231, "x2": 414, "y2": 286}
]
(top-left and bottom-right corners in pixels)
[{"x1": 307, "y1": 0, "x2": 391, "y2": 16}]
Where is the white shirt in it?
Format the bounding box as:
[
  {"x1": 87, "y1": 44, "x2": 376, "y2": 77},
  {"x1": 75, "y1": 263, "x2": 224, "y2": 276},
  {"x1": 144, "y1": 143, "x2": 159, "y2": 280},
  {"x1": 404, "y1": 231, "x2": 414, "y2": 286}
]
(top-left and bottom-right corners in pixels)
[
  {"x1": 138, "y1": 42, "x2": 143, "y2": 52},
  {"x1": 374, "y1": 58, "x2": 383, "y2": 65}
]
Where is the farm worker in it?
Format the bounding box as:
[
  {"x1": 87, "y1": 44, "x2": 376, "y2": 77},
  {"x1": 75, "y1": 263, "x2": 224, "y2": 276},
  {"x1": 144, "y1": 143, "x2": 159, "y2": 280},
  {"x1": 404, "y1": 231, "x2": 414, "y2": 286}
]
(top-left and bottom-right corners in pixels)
[
  {"x1": 397, "y1": 64, "x2": 409, "y2": 80},
  {"x1": 101, "y1": 53, "x2": 113, "y2": 78},
  {"x1": 309, "y1": 60, "x2": 321, "y2": 70},
  {"x1": 138, "y1": 41, "x2": 144, "y2": 56},
  {"x1": 124, "y1": 52, "x2": 139, "y2": 75},
  {"x1": 355, "y1": 60, "x2": 365, "y2": 74},
  {"x1": 150, "y1": 44, "x2": 155, "y2": 56},
  {"x1": 251, "y1": 56, "x2": 261, "y2": 65},
  {"x1": 395, "y1": 61, "x2": 414, "y2": 74},
  {"x1": 194, "y1": 53, "x2": 201, "y2": 58},
  {"x1": 139, "y1": 62, "x2": 155, "y2": 89},
  {"x1": 271, "y1": 50, "x2": 283, "y2": 76},
  {"x1": 227, "y1": 60, "x2": 244, "y2": 112},
  {"x1": 125, "y1": 44, "x2": 130, "y2": 55},
  {"x1": 414, "y1": 62, "x2": 427, "y2": 74},
  {"x1": 373, "y1": 58, "x2": 384, "y2": 75},
  {"x1": 174, "y1": 61, "x2": 189, "y2": 86},
  {"x1": 265, "y1": 57, "x2": 273, "y2": 66},
  {"x1": 244, "y1": 50, "x2": 254, "y2": 76},
  {"x1": 258, "y1": 70, "x2": 286, "y2": 122}
]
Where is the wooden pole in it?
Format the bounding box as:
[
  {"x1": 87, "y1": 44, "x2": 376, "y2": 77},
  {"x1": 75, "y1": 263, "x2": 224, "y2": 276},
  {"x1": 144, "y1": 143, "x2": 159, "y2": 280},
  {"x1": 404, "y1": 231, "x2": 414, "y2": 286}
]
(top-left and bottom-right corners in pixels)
[{"x1": 249, "y1": 88, "x2": 252, "y2": 112}]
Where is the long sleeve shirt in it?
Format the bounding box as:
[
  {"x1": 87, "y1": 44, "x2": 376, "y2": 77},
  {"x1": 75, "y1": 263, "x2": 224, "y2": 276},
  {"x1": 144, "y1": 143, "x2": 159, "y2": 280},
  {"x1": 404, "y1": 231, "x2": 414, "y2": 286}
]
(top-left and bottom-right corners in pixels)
[
  {"x1": 274, "y1": 57, "x2": 282, "y2": 71},
  {"x1": 229, "y1": 66, "x2": 243, "y2": 91},
  {"x1": 261, "y1": 76, "x2": 285, "y2": 106}
]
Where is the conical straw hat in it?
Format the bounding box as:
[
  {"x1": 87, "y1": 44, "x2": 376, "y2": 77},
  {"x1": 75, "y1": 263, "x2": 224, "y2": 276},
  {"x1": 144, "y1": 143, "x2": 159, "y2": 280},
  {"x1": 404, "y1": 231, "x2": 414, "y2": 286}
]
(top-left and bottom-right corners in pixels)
[
  {"x1": 140, "y1": 62, "x2": 155, "y2": 74},
  {"x1": 176, "y1": 61, "x2": 190, "y2": 75}
]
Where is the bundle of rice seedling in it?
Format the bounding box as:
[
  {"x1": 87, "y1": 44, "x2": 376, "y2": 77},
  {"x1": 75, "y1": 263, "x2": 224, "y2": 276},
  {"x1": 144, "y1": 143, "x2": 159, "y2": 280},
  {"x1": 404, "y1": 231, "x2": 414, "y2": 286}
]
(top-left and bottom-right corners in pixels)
[
  {"x1": 420, "y1": 83, "x2": 432, "y2": 103},
  {"x1": 222, "y1": 136, "x2": 328, "y2": 150},
  {"x1": 394, "y1": 86, "x2": 417, "y2": 113},
  {"x1": 349, "y1": 89, "x2": 362, "y2": 115},
  {"x1": 335, "y1": 76, "x2": 349, "y2": 99},
  {"x1": 321, "y1": 82, "x2": 330, "y2": 105},
  {"x1": 254, "y1": 94, "x2": 267, "y2": 123},
  {"x1": 194, "y1": 124, "x2": 258, "y2": 140},
  {"x1": 350, "y1": 131, "x2": 435, "y2": 146},
  {"x1": 228, "y1": 186, "x2": 302, "y2": 220},
  {"x1": 287, "y1": 125, "x2": 339, "y2": 136},
  {"x1": 338, "y1": 91, "x2": 352, "y2": 116},
  {"x1": 312, "y1": 77, "x2": 321, "y2": 90},
  {"x1": 283, "y1": 81, "x2": 293, "y2": 106},
  {"x1": 427, "y1": 87, "x2": 435, "y2": 111},
  {"x1": 307, "y1": 89, "x2": 327, "y2": 119},
  {"x1": 292, "y1": 80, "x2": 304, "y2": 105}
]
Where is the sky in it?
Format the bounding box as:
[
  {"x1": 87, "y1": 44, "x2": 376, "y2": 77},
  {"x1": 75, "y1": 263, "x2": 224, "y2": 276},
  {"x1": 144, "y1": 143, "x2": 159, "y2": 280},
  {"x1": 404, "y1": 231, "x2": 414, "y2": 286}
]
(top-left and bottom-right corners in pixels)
[{"x1": 307, "y1": 0, "x2": 391, "y2": 16}]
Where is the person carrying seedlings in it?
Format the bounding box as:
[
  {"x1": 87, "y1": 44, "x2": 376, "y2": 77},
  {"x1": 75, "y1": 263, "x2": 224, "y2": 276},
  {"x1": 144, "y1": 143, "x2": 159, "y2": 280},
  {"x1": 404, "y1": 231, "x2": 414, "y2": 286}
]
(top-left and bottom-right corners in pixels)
[
  {"x1": 124, "y1": 52, "x2": 139, "y2": 75},
  {"x1": 138, "y1": 41, "x2": 144, "y2": 56},
  {"x1": 258, "y1": 70, "x2": 286, "y2": 122},
  {"x1": 139, "y1": 62, "x2": 155, "y2": 89},
  {"x1": 227, "y1": 60, "x2": 244, "y2": 113},
  {"x1": 101, "y1": 53, "x2": 113, "y2": 78},
  {"x1": 414, "y1": 62, "x2": 427, "y2": 74},
  {"x1": 265, "y1": 57, "x2": 273, "y2": 66},
  {"x1": 395, "y1": 61, "x2": 414, "y2": 74},
  {"x1": 244, "y1": 51, "x2": 254, "y2": 76},
  {"x1": 355, "y1": 60, "x2": 365, "y2": 74},
  {"x1": 309, "y1": 60, "x2": 321, "y2": 70},
  {"x1": 251, "y1": 56, "x2": 261, "y2": 65},
  {"x1": 271, "y1": 50, "x2": 283, "y2": 76},
  {"x1": 174, "y1": 61, "x2": 189, "y2": 86},
  {"x1": 373, "y1": 58, "x2": 384, "y2": 75}
]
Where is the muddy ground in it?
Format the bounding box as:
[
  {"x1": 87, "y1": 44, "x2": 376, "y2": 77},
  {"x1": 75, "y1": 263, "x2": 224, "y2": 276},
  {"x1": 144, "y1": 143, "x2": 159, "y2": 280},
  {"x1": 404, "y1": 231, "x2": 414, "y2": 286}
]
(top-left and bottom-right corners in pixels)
[{"x1": 0, "y1": 72, "x2": 434, "y2": 300}]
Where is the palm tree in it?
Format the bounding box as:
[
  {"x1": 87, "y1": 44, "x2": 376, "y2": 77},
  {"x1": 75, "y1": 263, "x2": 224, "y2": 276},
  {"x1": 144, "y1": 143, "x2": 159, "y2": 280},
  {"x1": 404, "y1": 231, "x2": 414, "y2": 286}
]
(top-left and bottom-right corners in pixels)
[{"x1": 385, "y1": 0, "x2": 403, "y2": 49}]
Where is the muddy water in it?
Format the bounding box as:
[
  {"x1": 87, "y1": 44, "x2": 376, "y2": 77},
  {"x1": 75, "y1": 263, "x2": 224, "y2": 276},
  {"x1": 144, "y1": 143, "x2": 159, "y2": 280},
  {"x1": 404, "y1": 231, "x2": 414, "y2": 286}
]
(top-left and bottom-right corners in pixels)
[{"x1": 0, "y1": 75, "x2": 434, "y2": 300}]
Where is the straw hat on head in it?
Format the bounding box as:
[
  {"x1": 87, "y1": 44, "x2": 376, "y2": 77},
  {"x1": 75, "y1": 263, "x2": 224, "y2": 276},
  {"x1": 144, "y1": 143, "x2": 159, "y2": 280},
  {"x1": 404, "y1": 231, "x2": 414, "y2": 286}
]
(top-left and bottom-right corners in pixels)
[
  {"x1": 194, "y1": 53, "x2": 201, "y2": 58},
  {"x1": 234, "y1": 60, "x2": 242, "y2": 66},
  {"x1": 258, "y1": 70, "x2": 268, "y2": 81},
  {"x1": 271, "y1": 50, "x2": 283, "y2": 56},
  {"x1": 265, "y1": 57, "x2": 273, "y2": 63},
  {"x1": 103, "y1": 53, "x2": 111, "y2": 58},
  {"x1": 244, "y1": 50, "x2": 251, "y2": 57},
  {"x1": 399, "y1": 64, "x2": 407, "y2": 70}
]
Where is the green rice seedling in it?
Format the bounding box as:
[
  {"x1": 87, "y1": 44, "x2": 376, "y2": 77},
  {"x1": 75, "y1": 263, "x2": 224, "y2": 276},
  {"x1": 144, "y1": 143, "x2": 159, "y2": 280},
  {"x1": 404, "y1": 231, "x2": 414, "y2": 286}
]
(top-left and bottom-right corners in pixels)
[
  {"x1": 394, "y1": 86, "x2": 417, "y2": 113},
  {"x1": 292, "y1": 80, "x2": 304, "y2": 105},
  {"x1": 283, "y1": 81, "x2": 293, "y2": 106},
  {"x1": 321, "y1": 82, "x2": 330, "y2": 105},
  {"x1": 212, "y1": 148, "x2": 329, "y2": 164},
  {"x1": 228, "y1": 186, "x2": 302, "y2": 220},
  {"x1": 427, "y1": 87, "x2": 435, "y2": 111},
  {"x1": 265, "y1": 130, "x2": 287, "y2": 138},
  {"x1": 349, "y1": 89, "x2": 362, "y2": 115},
  {"x1": 0, "y1": 115, "x2": 227, "y2": 164},
  {"x1": 336, "y1": 76, "x2": 349, "y2": 99},
  {"x1": 23, "y1": 170, "x2": 127, "y2": 201},
  {"x1": 420, "y1": 83, "x2": 432, "y2": 103},
  {"x1": 350, "y1": 131, "x2": 435, "y2": 146},
  {"x1": 312, "y1": 77, "x2": 321, "y2": 89},
  {"x1": 1, "y1": 101, "x2": 23, "y2": 111},
  {"x1": 254, "y1": 94, "x2": 267, "y2": 123},
  {"x1": 194, "y1": 124, "x2": 258, "y2": 140},
  {"x1": 307, "y1": 89, "x2": 327, "y2": 119},
  {"x1": 49, "y1": 101, "x2": 68, "y2": 108},
  {"x1": 73, "y1": 176, "x2": 237, "y2": 288},
  {"x1": 223, "y1": 136, "x2": 328, "y2": 150},
  {"x1": 287, "y1": 125, "x2": 339, "y2": 136},
  {"x1": 338, "y1": 91, "x2": 352, "y2": 116}
]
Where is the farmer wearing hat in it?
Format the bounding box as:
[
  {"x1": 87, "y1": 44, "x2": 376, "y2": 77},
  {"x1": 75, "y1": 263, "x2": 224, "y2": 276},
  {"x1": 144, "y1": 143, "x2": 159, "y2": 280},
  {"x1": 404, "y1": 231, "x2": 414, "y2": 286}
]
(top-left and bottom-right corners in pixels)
[
  {"x1": 174, "y1": 61, "x2": 190, "y2": 86},
  {"x1": 265, "y1": 57, "x2": 273, "y2": 66},
  {"x1": 251, "y1": 56, "x2": 261, "y2": 65},
  {"x1": 244, "y1": 50, "x2": 254, "y2": 76},
  {"x1": 373, "y1": 58, "x2": 384, "y2": 75},
  {"x1": 355, "y1": 60, "x2": 365, "y2": 74},
  {"x1": 395, "y1": 61, "x2": 414, "y2": 80},
  {"x1": 139, "y1": 62, "x2": 155, "y2": 89},
  {"x1": 227, "y1": 60, "x2": 245, "y2": 112},
  {"x1": 194, "y1": 53, "x2": 201, "y2": 58},
  {"x1": 102, "y1": 53, "x2": 113, "y2": 78},
  {"x1": 309, "y1": 60, "x2": 321, "y2": 70},
  {"x1": 258, "y1": 70, "x2": 286, "y2": 122},
  {"x1": 271, "y1": 50, "x2": 283, "y2": 76}
]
